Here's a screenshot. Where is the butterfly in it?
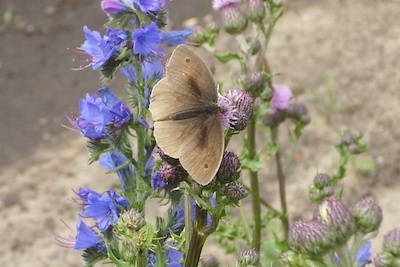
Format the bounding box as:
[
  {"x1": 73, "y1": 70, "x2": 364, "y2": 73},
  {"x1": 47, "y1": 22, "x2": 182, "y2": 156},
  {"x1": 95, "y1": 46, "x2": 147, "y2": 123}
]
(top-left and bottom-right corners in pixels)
[{"x1": 149, "y1": 44, "x2": 224, "y2": 185}]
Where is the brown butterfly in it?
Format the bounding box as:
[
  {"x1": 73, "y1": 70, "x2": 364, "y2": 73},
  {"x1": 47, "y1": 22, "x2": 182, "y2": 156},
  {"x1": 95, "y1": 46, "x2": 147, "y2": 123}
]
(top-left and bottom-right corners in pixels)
[{"x1": 149, "y1": 44, "x2": 224, "y2": 185}]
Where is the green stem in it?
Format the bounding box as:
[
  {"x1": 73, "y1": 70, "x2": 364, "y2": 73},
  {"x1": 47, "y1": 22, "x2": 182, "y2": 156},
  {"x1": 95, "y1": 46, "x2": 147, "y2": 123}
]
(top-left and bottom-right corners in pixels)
[
  {"x1": 184, "y1": 204, "x2": 208, "y2": 267},
  {"x1": 248, "y1": 117, "x2": 261, "y2": 251},
  {"x1": 271, "y1": 127, "x2": 289, "y2": 238},
  {"x1": 336, "y1": 245, "x2": 356, "y2": 267}
]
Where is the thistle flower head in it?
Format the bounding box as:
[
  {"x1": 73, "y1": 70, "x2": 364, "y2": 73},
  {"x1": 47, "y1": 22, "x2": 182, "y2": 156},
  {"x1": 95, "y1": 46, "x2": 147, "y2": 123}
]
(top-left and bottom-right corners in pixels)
[
  {"x1": 225, "y1": 182, "x2": 248, "y2": 203},
  {"x1": 216, "y1": 151, "x2": 241, "y2": 183},
  {"x1": 288, "y1": 220, "x2": 335, "y2": 255},
  {"x1": 240, "y1": 71, "x2": 265, "y2": 95},
  {"x1": 313, "y1": 173, "x2": 332, "y2": 189},
  {"x1": 159, "y1": 162, "x2": 187, "y2": 186},
  {"x1": 213, "y1": 0, "x2": 248, "y2": 34},
  {"x1": 238, "y1": 249, "x2": 260, "y2": 266},
  {"x1": 219, "y1": 90, "x2": 254, "y2": 131},
  {"x1": 270, "y1": 84, "x2": 293, "y2": 111},
  {"x1": 313, "y1": 198, "x2": 355, "y2": 245},
  {"x1": 353, "y1": 197, "x2": 383, "y2": 234},
  {"x1": 246, "y1": 0, "x2": 266, "y2": 23},
  {"x1": 383, "y1": 229, "x2": 400, "y2": 256}
]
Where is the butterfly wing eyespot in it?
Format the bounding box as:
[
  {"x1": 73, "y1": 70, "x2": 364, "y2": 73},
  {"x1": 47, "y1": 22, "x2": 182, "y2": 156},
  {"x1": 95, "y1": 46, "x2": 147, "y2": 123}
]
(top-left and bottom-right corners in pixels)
[{"x1": 149, "y1": 44, "x2": 224, "y2": 185}]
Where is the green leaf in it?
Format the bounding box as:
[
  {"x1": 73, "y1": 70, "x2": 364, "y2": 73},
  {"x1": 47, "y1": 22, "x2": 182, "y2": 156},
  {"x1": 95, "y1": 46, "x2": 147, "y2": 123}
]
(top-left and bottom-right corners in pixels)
[{"x1": 214, "y1": 52, "x2": 242, "y2": 64}]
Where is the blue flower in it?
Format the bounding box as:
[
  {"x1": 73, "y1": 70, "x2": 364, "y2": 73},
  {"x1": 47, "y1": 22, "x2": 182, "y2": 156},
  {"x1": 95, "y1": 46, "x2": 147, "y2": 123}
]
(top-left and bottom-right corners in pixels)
[
  {"x1": 143, "y1": 86, "x2": 151, "y2": 108},
  {"x1": 100, "y1": 151, "x2": 133, "y2": 189},
  {"x1": 120, "y1": 60, "x2": 163, "y2": 84},
  {"x1": 73, "y1": 87, "x2": 132, "y2": 139},
  {"x1": 160, "y1": 29, "x2": 194, "y2": 46},
  {"x1": 76, "y1": 187, "x2": 130, "y2": 231},
  {"x1": 132, "y1": 22, "x2": 162, "y2": 57},
  {"x1": 356, "y1": 241, "x2": 371, "y2": 267},
  {"x1": 74, "y1": 215, "x2": 105, "y2": 251},
  {"x1": 148, "y1": 241, "x2": 183, "y2": 267},
  {"x1": 81, "y1": 26, "x2": 127, "y2": 70},
  {"x1": 133, "y1": 0, "x2": 166, "y2": 12},
  {"x1": 165, "y1": 243, "x2": 183, "y2": 266},
  {"x1": 101, "y1": 0, "x2": 129, "y2": 14},
  {"x1": 151, "y1": 170, "x2": 166, "y2": 189}
]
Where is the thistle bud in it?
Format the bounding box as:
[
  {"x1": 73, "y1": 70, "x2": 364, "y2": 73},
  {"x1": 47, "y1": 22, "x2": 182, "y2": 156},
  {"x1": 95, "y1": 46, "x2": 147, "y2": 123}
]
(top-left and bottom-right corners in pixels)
[
  {"x1": 287, "y1": 102, "x2": 309, "y2": 121},
  {"x1": 240, "y1": 71, "x2": 265, "y2": 96},
  {"x1": 159, "y1": 162, "x2": 187, "y2": 186},
  {"x1": 216, "y1": 151, "x2": 241, "y2": 183},
  {"x1": 287, "y1": 220, "x2": 335, "y2": 255},
  {"x1": 313, "y1": 198, "x2": 355, "y2": 245},
  {"x1": 213, "y1": 0, "x2": 248, "y2": 34},
  {"x1": 353, "y1": 197, "x2": 383, "y2": 234},
  {"x1": 281, "y1": 251, "x2": 304, "y2": 266},
  {"x1": 262, "y1": 109, "x2": 287, "y2": 128},
  {"x1": 383, "y1": 229, "x2": 400, "y2": 256},
  {"x1": 247, "y1": 37, "x2": 261, "y2": 55},
  {"x1": 115, "y1": 209, "x2": 146, "y2": 236},
  {"x1": 225, "y1": 182, "x2": 248, "y2": 203},
  {"x1": 238, "y1": 249, "x2": 260, "y2": 266},
  {"x1": 200, "y1": 255, "x2": 219, "y2": 267},
  {"x1": 374, "y1": 251, "x2": 396, "y2": 267},
  {"x1": 313, "y1": 173, "x2": 332, "y2": 189},
  {"x1": 157, "y1": 146, "x2": 180, "y2": 166},
  {"x1": 246, "y1": 0, "x2": 266, "y2": 23}
]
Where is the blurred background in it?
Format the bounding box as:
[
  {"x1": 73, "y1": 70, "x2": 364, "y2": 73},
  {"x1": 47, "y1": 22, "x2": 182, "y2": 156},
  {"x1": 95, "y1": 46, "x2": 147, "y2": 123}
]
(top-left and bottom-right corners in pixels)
[{"x1": 0, "y1": 0, "x2": 399, "y2": 266}]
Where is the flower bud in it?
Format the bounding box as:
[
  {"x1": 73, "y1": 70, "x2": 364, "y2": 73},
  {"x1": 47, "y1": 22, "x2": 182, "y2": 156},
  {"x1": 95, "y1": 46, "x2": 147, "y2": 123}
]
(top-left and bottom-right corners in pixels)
[
  {"x1": 157, "y1": 146, "x2": 180, "y2": 166},
  {"x1": 159, "y1": 162, "x2": 187, "y2": 186},
  {"x1": 247, "y1": 37, "x2": 261, "y2": 55},
  {"x1": 383, "y1": 229, "x2": 400, "y2": 256},
  {"x1": 262, "y1": 109, "x2": 287, "y2": 128},
  {"x1": 246, "y1": 0, "x2": 266, "y2": 23},
  {"x1": 313, "y1": 198, "x2": 355, "y2": 245},
  {"x1": 287, "y1": 102, "x2": 309, "y2": 121},
  {"x1": 374, "y1": 251, "x2": 396, "y2": 267},
  {"x1": 200, "y1": 255, "x2": 219, "y2": 267},
  {"x1": 341, "y1": 132, "x2": 357, "y2": 145},
  {"x1": 353, "y1": 197, "x2": 383, "y2": 234},
  {"x1": 115, "y1": 209, "x2": 146, "y2": 236},
  {"x1": 101, "y1": 0, "x2": 129, "y2": 14},
  {"x1": 240, "y1": 71, "x2": 265, "y2": 96},
  {"x1": 288, "y1": 220, "x2": 335, "y2": 255},
  {"x1": 313, "y1": 173, "x2": 332, "y2": 189},
  {"x1": 213, "y1": 0, "x2": 248, "y2": 34},
  {"x1": 238, "y1": 249, "x2": 260, "y2": 266},
  {"x1": 281, "y1": 250, "x2": 304, "y2": 266},
  {"x1": 216, "y1": 151, "x2": 241, "y2": 183},
  {"x1": 225, "y1": 182, "x2": 248, "y2": 203}
]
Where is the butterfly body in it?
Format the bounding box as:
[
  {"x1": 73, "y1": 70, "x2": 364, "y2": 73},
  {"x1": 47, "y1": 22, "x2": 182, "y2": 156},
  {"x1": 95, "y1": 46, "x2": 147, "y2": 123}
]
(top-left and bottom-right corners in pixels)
[{"x1": 149, "y1": 45, "x2": 224, "y2": 185}]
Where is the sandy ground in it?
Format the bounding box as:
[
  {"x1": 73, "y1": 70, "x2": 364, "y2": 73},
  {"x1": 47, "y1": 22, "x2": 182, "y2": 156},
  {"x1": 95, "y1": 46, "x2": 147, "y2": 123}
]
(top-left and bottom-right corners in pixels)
[{"x1": 0, "y1": 0, "x2": 399, "y2": 266}]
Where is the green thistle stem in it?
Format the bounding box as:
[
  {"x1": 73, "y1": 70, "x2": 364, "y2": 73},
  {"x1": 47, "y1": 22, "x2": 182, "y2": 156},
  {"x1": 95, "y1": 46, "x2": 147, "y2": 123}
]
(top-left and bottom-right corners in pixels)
[
  {"x1": 271, "y1": 127, "x2": 289, "y2": 238},
  {"x1": 247, "y1": 117, "x2": 261, "y2": 251}
]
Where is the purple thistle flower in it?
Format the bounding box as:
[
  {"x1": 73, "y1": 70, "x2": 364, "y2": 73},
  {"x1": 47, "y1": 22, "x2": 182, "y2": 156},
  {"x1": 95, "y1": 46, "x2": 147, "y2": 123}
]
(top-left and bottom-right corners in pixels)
[
  {"x1": 81, "y1": 26, "x2": 127, "y2": 70},
  {"x1": 132, "y1": 22, "x2": 162, "y2": 57},
  {"x1": 72, "y1": 87, "x2": 132, "y2": 139},
  {"x1": 270, "y1": 85, "x2": 293, "y2": 111},
  {"x1": 160, "y1": 28, "x2": 194, "y2": 46},
  {"x1": 101, "y1": 0, "x2": 129, "y2": 14},
  {"x1": 212, "y1": 0, "x2": 241, "y2": 11},
  {"x1": 99, "y1": 151, "x2": 132, "y2": 189},
  {"x1": 76, "y1": 187, "x2": 129, "y2": 232},
  {"x1": 74, "y1": 215, "x2": 105, "y2": 251}
]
